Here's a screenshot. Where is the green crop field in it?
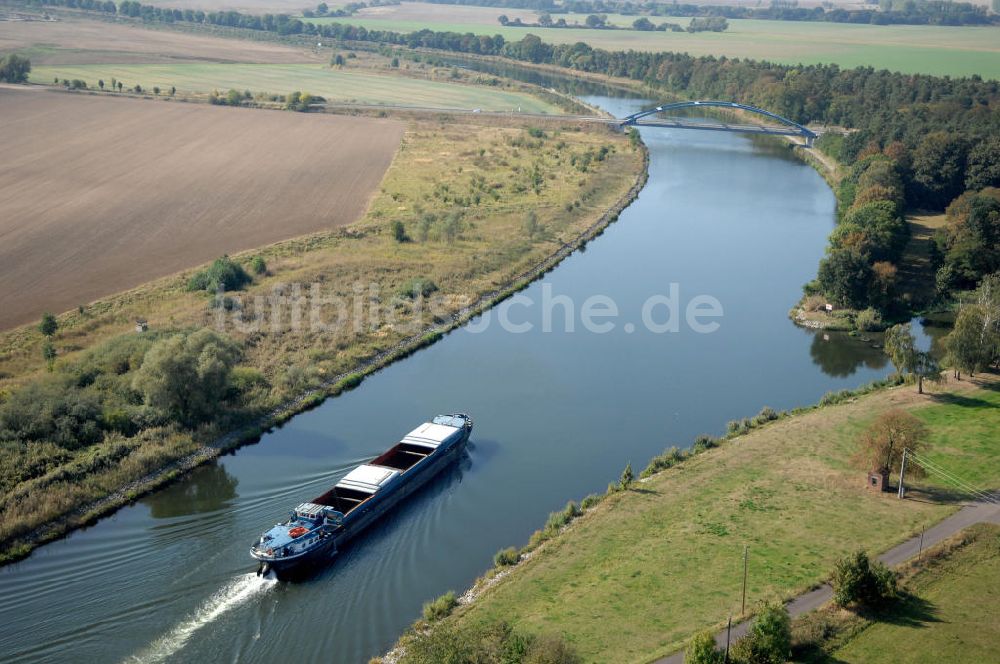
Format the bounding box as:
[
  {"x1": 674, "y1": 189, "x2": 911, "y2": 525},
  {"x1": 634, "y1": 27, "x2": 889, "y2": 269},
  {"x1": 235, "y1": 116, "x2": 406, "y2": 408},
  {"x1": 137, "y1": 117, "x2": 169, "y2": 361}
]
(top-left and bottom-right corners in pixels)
[
  {"x1": 429, "y1": 377, "x2": 1000, "y2": 662},
  {"x1": 310, "y1": 5, "x2": 1000, "y2": 79},
  {"x1": 30, "y1": 63, "x2": 561, "y2": 113}
]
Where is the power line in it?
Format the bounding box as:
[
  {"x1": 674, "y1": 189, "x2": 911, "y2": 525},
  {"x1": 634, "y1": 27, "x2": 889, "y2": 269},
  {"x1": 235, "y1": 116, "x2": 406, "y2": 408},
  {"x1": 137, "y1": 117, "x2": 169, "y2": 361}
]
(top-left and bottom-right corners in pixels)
[
  {"x1": 906, "y1": 451, "x2": 996, "y2": 502},
  {"x1": 907, "y1": 452, "x2": 995, "y2": 503},
  {"x1": 904, "y1": 449, "x2": 999, "y2": 504}
]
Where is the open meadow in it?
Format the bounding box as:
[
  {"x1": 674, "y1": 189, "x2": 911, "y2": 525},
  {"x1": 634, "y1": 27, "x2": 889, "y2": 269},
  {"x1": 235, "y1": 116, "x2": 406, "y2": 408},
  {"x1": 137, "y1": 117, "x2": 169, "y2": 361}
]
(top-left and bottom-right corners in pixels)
[
  {"x1": 320, "y1": 1, "x2": 1000, "y2": 78},
  {"x1": 0, "y1": 86, "x2": 403, "y2": 330},
  {"x1": 414, "y1": 374, "x2": 1000, "y2": 662},
  {"x1": 3, "y1": 13, "x2": 560, "y2": 111},
  {"x1": 29, "y1": 62, "x2": 562, "y2": 111}
]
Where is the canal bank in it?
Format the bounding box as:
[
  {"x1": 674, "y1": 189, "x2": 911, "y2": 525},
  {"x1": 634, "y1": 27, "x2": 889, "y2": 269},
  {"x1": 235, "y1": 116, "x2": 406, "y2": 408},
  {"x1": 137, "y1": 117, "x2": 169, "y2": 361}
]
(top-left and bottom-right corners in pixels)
[
  {"x1": 0, "y1": 94, "x2": 906, "y2": 664},
  {"x1": 4, "y1": 118, "x2": 650, "y2": 568}
]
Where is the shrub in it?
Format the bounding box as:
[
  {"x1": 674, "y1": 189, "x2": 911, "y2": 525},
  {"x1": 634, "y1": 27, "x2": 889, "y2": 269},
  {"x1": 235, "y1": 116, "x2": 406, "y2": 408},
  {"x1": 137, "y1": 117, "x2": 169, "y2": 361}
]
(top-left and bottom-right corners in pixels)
[
  {"x1": 731, "y1": 601, "x2": 791, "y2": 664},
  {"x1": 580, "y1": 493, "x2": 601, "y2": 510},
  {"x1": 39, "y1": 312, "x2": 58, "y2": 337},
  {"x1": 397, "y1": 278, "x2": 438, "y2": 299},
  {"x1": 641, "y1": 446, "x2": 686, "y2": 478},
  {"x1": 229, "y1": 366, "x2": 267, "y2": 395},
  {"x1": 422, "y1": 591, "x2": 458, "y2": 622},
  {"x1": 692, "y1": 434, "x2": 718, "y2": 454},
  {"x1": 42, "y1": 342, "x2": 57, "y2": 368},
  {"x1": 524, "y1": 633, "x2": 582, "y2": 664},
  {"x1": 727, "y1": 418, "x2": 752, "y2": 436},
  {"x1": 855, "y1": 307, "x2": 884, "y2": 332},
  {"x1": 391, "y1": 220, "x2": 408, "y2": 242},
  {"x1": 337, "y1": 373, "x2": 364, "y2": 391},
  {"x1": 186, "y1": 255, "x2": 251, "y2": 293},
  {"x1": 0, "y1": 378, "x2": 103, "y2": 449},
  {"x1": 250, "y1": 255, "x2": 267, "y2": 275},
  {"x1": 618, "y1": 461, "x2": 634, "y2": 490},
  {"x1": 749, "y1": 601, "x2": 791, "y2": 663},
  {"x1": 686, "y1": 630, "x2": 724, "y2": 664},
  {"x1": 819, "y1": 389, "x2": 853, "y2": 407},
  {"x1": 131, "y1": 329, "x2": 240, "y2": 424},
  {"x1": 832, "y1": 550, "x2": 898, "y2": 609},
  {"x1": 752, "y1": 406, "x2": 779, "y2": 426},
  {"x1": 802, "y1": 294, "x2": 827, "y2": 312},
  {"x1": 544, "y1": 509, "x2": 570, "y2": 534},
  {"x1": 494, "y1": 546, "x2": 519, "y2": 567}
]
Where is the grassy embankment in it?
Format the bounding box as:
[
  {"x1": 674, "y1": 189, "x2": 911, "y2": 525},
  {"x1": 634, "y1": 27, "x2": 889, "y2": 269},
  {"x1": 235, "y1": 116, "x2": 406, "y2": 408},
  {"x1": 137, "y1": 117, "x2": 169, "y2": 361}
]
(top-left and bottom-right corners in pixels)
[
  {"x1": 390, "y1": 373, "x2": 1000, "y2": 663},
  {"x1": 791, "y1": 522, "x2": 1000, "y2": 663},
  {"x1": 308, "y1": 7, "x2": 1000, "y2": 78},
  {"x1": 0, "y1": 115, "x2": 644, "y2": 563}
]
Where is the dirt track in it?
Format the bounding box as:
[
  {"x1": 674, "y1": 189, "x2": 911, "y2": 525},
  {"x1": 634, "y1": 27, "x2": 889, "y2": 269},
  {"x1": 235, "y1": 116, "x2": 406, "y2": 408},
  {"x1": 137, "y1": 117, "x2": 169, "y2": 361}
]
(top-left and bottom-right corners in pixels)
[{"x1": 0, "y1": 87, "x2": 403, "y2": 330}]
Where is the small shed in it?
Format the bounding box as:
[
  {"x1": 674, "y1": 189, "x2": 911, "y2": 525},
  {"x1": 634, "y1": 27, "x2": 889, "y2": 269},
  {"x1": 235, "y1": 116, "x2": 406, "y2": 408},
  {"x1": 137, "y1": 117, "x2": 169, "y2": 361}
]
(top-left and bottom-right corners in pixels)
[
  {"x1": 866, "y1": 469, "x2": 889, "y2": 493},
  {"x1": 135, "y1": 319, "x2": 148, "y2": 333},
  {"x1": 823, "y1": 303, "x2": 835, "y2": 312}
]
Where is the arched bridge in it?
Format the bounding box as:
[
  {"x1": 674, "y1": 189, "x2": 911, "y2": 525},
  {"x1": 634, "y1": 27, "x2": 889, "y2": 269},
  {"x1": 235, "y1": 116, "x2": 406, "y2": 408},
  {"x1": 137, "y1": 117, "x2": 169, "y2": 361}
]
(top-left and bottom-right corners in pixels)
[{"x1": 620, "y1": 101, "x2": 818, "y2": 146}]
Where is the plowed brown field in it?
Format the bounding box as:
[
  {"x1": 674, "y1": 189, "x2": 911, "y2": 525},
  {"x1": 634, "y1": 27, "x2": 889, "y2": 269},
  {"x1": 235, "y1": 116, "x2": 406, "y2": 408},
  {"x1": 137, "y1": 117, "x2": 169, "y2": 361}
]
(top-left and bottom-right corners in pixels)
[
  {"x1": 0, "y1": 16, "x2": 320, "y2": 65},
  {"x1": 0, "y1": 87, "x2": 403, "y2": 330}
]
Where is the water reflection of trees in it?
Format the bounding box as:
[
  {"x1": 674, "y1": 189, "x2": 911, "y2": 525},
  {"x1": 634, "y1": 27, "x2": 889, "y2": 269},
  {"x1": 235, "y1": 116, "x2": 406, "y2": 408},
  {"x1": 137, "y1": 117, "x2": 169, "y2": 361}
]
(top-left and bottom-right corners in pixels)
[
  {"x1": 143, "y1": 463, "x2": 238, "y2": 519},
  {"x1": 809, "y1": 331, "x2": 889, "y2": 378}
]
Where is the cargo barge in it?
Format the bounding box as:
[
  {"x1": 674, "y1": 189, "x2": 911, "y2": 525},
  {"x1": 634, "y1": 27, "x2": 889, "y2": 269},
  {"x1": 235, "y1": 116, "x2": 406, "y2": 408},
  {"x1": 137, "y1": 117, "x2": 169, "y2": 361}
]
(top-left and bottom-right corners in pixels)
[{"x1": 250, "y1": 413, "x2": 472, "y2": 577}]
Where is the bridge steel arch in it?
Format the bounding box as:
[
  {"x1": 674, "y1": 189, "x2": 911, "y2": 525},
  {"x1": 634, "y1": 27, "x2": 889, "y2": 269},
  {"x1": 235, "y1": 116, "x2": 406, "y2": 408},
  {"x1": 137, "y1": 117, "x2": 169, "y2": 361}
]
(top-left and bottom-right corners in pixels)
[{"x1": 621, "y1": 101, "x2": 818, "y2": 145}]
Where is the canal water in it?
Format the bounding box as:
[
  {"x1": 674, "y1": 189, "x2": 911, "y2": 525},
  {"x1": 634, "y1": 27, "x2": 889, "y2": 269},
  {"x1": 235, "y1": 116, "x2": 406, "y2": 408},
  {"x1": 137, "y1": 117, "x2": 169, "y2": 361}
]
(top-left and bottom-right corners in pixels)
[{"x1": 0, "y1": 95, "x2": 923, "y2": 663}]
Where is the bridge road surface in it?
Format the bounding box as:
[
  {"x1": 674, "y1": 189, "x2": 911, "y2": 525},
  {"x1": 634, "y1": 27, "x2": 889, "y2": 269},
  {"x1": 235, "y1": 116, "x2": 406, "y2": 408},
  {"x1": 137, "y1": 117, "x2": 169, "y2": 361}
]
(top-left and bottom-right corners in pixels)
[{"x1": 654, "y1": 499, "x2": 1000, "y2": 664}]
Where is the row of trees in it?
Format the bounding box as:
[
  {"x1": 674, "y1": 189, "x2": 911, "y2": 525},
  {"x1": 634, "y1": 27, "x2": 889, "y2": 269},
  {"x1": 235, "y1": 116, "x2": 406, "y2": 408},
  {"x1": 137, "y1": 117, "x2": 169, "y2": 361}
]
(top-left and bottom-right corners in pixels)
[
  {"x1": 500, "y1": 13, "x2": 717, "y2": 33},
  {"x1": 422, "y1": 0, "x2": 1000, "y2": 27},
  {"x1": 944, "y1": 274, "x2": 1000, "y2": 377},
  {"x1": 815, "y1": 152, "x2": 909, "y2": 310}
]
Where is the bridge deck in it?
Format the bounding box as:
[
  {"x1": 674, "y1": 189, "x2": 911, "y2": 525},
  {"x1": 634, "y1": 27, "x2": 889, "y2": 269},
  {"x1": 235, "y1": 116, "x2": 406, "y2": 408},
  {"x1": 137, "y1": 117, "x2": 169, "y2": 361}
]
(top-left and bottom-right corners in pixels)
[{"x1": 628, "y1": 119, "x2": 808, "y2": 138}]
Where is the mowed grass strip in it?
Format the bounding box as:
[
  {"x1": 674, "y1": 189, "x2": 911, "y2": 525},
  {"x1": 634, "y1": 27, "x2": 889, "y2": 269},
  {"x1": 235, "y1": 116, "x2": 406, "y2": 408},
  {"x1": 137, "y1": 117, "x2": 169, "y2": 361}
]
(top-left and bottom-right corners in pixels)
[
  {"x1": 314, "y1": 8, "x2": 1000, "y2": 78},
  {"x1": 30, "y1": 63, "x2": 560, "y2": 112},
  {"x1": 447, "y1": 376, "x2": 1000, "y2": 663},
  {"x1": 830, "y1": 523, "x2": 1000, "y2": 664},
  {"x1": 915, "y1": 380, "x2": 1000, "y2": 489}
]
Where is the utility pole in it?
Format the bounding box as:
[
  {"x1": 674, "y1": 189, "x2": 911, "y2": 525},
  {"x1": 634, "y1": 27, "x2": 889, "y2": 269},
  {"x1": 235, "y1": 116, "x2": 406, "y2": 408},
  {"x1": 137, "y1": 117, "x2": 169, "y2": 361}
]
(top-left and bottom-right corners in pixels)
[
  {"x1": 898, "y1": 448, "x2": 908, "y2": 499},
  {"x1": 741, "y1": 545, "x2": 749, "y2": 615}
]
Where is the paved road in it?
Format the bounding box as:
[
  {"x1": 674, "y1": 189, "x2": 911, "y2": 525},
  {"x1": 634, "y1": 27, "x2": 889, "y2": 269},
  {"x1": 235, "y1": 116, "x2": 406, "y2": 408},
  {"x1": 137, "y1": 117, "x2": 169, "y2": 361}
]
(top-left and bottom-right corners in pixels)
[{"x1": 654, "y1": 500, "x2": 1000, "y2": 664}]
